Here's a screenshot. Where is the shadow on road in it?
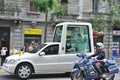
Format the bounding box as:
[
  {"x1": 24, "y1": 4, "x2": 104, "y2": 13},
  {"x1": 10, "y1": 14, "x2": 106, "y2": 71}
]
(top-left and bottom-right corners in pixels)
[
  {"x1": 31, "y1": 73, "x2": 70, "y2": 79},
  {"x1": 0, "y1": 73, "x2": 70, "y2": 80},
  {"x1": 0, "y1": 75, "x2": 18, "y2": 80}
]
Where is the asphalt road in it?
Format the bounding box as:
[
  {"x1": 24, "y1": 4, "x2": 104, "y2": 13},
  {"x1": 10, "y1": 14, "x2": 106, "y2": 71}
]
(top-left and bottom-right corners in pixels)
[
  {"x1": 0, "y1": 59, "x2": 119, "y2": 80},
  {"x1": 0, "y1": 71, "x2": 120, "y2": 80},
  {"x1": 0, "y1": 72, "x2": 70, "y2": 80}
]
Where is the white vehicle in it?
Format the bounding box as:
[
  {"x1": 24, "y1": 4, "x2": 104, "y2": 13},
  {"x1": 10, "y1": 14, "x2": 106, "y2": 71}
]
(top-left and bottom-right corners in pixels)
[{"x1": 2, "y1": 22, "x2": 94, "y2": 79}]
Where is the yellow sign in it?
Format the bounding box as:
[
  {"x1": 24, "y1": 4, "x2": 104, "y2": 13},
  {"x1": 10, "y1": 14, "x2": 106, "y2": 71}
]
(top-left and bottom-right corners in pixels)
[{"x1": 24, "y1": 28, "x2": 42, "y2": 35}]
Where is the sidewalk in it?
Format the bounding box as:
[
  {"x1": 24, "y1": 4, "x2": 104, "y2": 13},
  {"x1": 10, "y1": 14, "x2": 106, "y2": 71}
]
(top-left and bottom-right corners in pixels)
[
  {"x1": 0, "y1": 67, "x2": 4, "y2": 72},
  {"x1": 0, "y1": 64, "x2": 4, "y2": 72},
  {"x1": 0, "y1": 58, "x2": 4, "y2": 72}
]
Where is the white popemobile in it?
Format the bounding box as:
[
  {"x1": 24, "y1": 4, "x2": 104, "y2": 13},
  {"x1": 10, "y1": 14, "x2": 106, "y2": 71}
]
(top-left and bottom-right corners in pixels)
[{"x1": 2, "y1": 22, "x2": 94, "y2": 79}]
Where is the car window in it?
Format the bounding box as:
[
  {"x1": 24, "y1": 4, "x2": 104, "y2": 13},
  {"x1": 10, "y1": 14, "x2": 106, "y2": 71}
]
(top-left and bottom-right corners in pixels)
[
  {"x1": 28, "y1": 44, "x2": 46, "y2": 53},
  {"x1": 43, "y1": 44, "x2": 59, "y2": 55},
  {"x1": 53, "y1": 26, "x2": 63, "y2": 42}
]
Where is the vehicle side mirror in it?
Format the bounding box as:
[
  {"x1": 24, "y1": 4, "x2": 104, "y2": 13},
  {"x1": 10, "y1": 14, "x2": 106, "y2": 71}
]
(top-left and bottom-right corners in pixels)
[{"x1": 39, "y1": 52, "x2": 45, "y2": 56}]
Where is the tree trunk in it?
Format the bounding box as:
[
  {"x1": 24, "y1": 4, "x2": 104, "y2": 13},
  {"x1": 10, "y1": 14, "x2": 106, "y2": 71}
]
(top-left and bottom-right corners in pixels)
[
  {"x1": 44, "y1": 13, "x2": 48, "y2": 43},
  {"x1": 107, "y1": 28, "x2": 110, "y2": 59}
]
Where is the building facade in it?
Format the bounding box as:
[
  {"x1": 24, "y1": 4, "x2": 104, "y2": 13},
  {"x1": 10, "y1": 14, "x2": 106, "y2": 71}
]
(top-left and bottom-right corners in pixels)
[
  {"x1": 1, "y1": 0, "x2": 118, "y2": 61},
  {"x1": 0, "y1": 0, "x2": 93, "y2": 56}
]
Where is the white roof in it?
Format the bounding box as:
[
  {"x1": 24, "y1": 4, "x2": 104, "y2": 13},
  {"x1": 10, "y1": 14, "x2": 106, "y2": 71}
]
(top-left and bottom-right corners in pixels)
[{"x1": 56, "y1": 22, "x2": 91, "y2": 26}]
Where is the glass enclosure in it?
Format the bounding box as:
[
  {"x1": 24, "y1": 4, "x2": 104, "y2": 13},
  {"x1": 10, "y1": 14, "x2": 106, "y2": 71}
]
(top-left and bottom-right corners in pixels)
[
  {"x1": 66, "y1": 25, "x2": 90, "y2": 53},
  {"x1": 53, "y1": 24, "x2": 91, "y2": 54}
]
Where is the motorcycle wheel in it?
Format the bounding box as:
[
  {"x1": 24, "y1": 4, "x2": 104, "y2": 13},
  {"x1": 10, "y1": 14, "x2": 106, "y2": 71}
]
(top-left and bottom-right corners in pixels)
[{"x1": 70, "y1": 72, "x2": 83, "y2": 80}]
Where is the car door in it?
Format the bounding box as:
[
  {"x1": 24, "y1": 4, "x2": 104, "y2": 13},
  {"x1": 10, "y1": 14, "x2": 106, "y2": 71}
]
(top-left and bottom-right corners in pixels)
[{"x1": 35, "y1": 44, "x2": 62, "y2": 73}]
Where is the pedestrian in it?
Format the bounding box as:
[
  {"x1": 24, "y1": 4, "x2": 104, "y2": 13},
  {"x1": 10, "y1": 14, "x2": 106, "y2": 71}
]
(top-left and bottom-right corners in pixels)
[
  {"x1": 28, "y1": 43, "x2": 34, "y2": 51},
  {"x1": 1, "y1": 47, "x2": 8, "y2": 66},
  {"x1": 19, "y1": 48, "x2": 23, "y2": 56},
  {"x1": 13, "y1": 46, "x2": 19, "y2": 54},
  {"x1": 19, "y1": 46, "x2": 25, "y2": 56}
]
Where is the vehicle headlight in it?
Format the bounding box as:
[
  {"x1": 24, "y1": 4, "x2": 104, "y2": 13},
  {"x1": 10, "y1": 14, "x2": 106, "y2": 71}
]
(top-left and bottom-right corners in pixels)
[{"x1": 7, "y1": 59, "x2": 16, "y2": 64}]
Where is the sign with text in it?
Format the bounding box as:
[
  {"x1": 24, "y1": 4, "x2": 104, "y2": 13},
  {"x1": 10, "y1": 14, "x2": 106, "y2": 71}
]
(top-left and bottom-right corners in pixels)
[
  {"x1": 24, "y1": 28, "x2": 42, "y2": 35},
  {"x1": 113, "y1": 30, "x2": 120, "y2": 36}
]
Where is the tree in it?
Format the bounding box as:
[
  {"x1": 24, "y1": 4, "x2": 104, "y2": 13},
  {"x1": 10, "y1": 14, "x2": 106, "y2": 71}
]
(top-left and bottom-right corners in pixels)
[
  {"x1": 89, "y1": 0, "x2": 120, "y2": 59},
  {"x1": 30, "y1": 0, "x2": 58, "y2": 42},
  {"x1": 90, "y1": 0, "x2": 120, "y2": 30},
  {"x1": 50, "y1": 5, "x2": 67, "y2": 23}
]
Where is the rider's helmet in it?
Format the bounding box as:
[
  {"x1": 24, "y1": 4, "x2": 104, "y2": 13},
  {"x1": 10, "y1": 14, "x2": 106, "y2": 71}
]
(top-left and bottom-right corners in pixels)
[{"x1": 95, "y1": 42, "x2": 104, "y2": 49}]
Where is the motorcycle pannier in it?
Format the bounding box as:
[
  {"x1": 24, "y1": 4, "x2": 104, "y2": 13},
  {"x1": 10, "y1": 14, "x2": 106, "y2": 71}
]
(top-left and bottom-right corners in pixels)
[{"x1": 107, "y1": 65, "x2": 119, "y2": 74}]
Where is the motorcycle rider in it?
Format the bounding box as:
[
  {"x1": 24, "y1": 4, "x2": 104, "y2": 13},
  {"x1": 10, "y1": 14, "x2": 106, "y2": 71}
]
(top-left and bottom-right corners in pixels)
[
  {"x1": 89, "y1": 42, "x2": 105, "y2": 74},
  {"x1": 92, "y1": 42, "x2": 105, "y2": 60}
]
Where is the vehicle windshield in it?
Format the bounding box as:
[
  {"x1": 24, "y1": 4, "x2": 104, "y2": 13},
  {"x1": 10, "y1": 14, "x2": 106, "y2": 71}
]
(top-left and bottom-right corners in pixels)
[
  {"x1": 54, "y1": 24, "x2": 91, "y2": 53},
  {"x1": 28, "y1": 44, "x2": 47, "y2": 53}
]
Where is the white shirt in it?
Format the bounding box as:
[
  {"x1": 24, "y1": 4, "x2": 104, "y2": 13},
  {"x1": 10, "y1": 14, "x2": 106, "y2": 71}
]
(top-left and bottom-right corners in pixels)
[{"x1": 1, "y1": 49, "x2": 7, "y2": 56}]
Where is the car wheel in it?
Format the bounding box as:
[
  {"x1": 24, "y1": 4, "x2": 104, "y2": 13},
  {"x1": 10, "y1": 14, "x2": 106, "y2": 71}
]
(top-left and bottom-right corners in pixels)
[
  {"x1": 15, "y1": 63, "x2": 33, "y2": 79},
  {"x1": 70, "y1": 72, "x2": 84, "y2": 80}
]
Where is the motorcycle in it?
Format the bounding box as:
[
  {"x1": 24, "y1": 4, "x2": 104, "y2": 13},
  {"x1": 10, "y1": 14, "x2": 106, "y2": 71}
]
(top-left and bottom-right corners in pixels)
[{"x1": 70, "y1": 53, "x2": 119, "y2": 80}]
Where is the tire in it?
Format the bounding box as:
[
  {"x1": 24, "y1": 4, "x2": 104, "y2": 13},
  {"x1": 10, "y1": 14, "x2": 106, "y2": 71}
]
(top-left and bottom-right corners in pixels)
[
  {"x1": 70, "y1": 72, "x2": 84, "y2": 80},
  {"x1": 15, "y1": 63, "x2": 33, "y2": 80}
]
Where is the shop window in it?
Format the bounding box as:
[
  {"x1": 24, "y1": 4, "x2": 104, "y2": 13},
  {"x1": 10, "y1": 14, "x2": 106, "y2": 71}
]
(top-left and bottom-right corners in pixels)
[
  {"x1": 24, "y1": 28, "x2": 42, "y2": 51},
  {"x1": 24, "y1": 35, "x2": 41, "y2": 51}
]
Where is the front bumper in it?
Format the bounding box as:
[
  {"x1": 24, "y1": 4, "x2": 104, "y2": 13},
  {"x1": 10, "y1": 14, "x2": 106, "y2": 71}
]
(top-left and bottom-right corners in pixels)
[{"x1": 1, "y1": 63, "x2": 16, "y2": 74}]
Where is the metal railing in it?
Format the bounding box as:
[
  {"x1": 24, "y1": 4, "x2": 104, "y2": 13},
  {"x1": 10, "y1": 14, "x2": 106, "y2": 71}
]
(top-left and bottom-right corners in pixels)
[{"x1": 0, "y1": 9, "x2": 21, "y2": 19}]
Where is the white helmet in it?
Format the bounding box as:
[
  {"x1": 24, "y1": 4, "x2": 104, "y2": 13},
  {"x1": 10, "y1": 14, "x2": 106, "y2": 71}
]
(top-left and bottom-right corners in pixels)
[{"x1": 96, "y1": 42, "x2": 104, "y2": 49}]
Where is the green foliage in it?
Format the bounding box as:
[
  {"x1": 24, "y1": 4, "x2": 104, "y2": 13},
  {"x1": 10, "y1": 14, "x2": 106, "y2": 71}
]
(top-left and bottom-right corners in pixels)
[
  {"x1": 50, "y1": 5, "x2": 67, "y2": 22},
  {"x1": 54, "y1": 5, "x2": 67, "y2": 17},
  {"x1": 89, "y1": 15, "x2": 105, "y2": 31},
  {"x1": 29, "y1": 0, "x2": 59, "y2": 42},
  {"x1": 4, "y1": 3, "x2": 20, "y2": 11},
  {"x1": 30, "y1": 0, "x2": 58, "y2": 14},
  {"x1": 89, "y1": 0, "x2": 120, "y2": 31},
  {"x1": 0, "y1": 2, "x2": 20, "y2": 11}
]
